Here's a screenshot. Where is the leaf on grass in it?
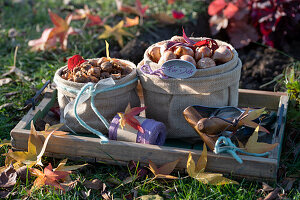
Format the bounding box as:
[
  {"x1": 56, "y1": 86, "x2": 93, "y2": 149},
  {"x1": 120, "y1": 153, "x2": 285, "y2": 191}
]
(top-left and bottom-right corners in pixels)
[
  {"x1": 223, "y1": 3, "x2": 239, "y2": 19},
  {"x1": 31, "y1": 163, "x2": 71, "y2": 191},
  {"x1": 116, "y1": 0, "x2": 148, "y2": 18},
  {"x1": 172, "y1": 10, "x2": 185, "y2": 19},
  {"x1": 138, "y1": 195, "x2": 164, "y2": 200},
  {"x1": 71, "y1": 5, "x2": 91, "y2": 20},
  {"x1": 244, "y1": 126, "x2": 278, "y2": 154},
  {"x1": 208, "y1": 0, "x2": 227, "y2": 16},
  {"x1": 148, "y1": 159, "x2": 179, "y2": 180},
  {"x1": 167, "y1": 0, "x2": 176, "y2": 4},
  {"x1": 6, "y1": 121, "x2": 58, "y2": 167},
  {"x1": 87, "y1": 14, "x2": 104, "y2": 27},
  {"x1": 0, "y1": 139, "x2": 11, "y2": 148},
  {"x1": 187, "y1": 144, "x2": 238, "y2": 185},
  {"x1": 0, "y1": 78, "x2": 12, "y2": 86},
  {"x1": 1, "y1": 66, "x2": 31, "y2": 81},
  {"x1": 124, "y1": 16, "x2": 139, "y2": 27},
  {"x1": 118, "y1": 104, "x2": 146, "y2": 133},
  {"x1": 54, "y1": 158, "x2": 87, "y2": 172},
  {"x1": 83, "y1": 179, "x2": 103, "y2": 190},
  {"x1": 28, "y1": 28, "x2": 57, "y2": 51},
  {"x1": 98, "y1": 20, "x2": 133, "y2": 47},
  {"x1": 0, "y1": 164, "x2": 17, "y2": 188},
  {"x1": 48, "y1": 9, "x2": 77, "y2": 50},
  {"x1": 152, "y1": 13, "x2": 176, "y2": 24}
]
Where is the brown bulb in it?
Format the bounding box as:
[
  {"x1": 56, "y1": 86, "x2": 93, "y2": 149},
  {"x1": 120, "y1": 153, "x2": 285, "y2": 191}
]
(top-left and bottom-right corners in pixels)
[
  {"x1": 148, "y1": 45, "x2": 161, "y2": 63},
  {"x1": 174, "y1": 46, "x2": 194, "y2": 58},
  {"x1": 158, "y1": 50, "x2": 177, "y2": 66},
  {"x1": 195, "y1": 46, "x2": 212, "y2": 61},
  {"x1": 171, "y1": 36, "x2": 186, "y2": 43},
  {"x1": 180, "y1": 55, "x2": 196, "y2": 67},
  {"x1": 212, "y1": 45, "x2": 233, "y2": 63},
  {"x1": 197, "y1": 57, "x2": 216, "y2": 69}
]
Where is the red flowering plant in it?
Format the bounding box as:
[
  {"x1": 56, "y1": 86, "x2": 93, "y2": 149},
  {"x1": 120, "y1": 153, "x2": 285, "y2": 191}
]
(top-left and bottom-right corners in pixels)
[{"x1": 208, "y1": 0, "x2": 300, "y2": 49}]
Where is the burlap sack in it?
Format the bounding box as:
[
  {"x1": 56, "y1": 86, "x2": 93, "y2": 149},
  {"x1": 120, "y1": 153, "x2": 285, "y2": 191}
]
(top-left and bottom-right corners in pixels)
[
  {"x1": 54, "y1": 59, "x2": 140, "y2": 134},
  {"x1": 137, "y1": 38, "x2": 242, "y2": 138}
]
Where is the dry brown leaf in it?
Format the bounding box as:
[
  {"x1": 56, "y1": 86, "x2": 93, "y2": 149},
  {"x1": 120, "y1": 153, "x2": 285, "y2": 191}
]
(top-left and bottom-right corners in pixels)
[
  {"x1": 0, "y1": 164, "x2": 17, "y2": 188},
  {"x1": 0, "y1": 78, "x2": 12, "y2": 86},
  {"x1": 83, "y1": 179, "x2": 103, "y2": 190},
  {"x1": 148, "y1": 159, "x2": 180, "y2": 180},
  {"x1": 152, "y1": 13, "x2": 176, "y2": 24}
]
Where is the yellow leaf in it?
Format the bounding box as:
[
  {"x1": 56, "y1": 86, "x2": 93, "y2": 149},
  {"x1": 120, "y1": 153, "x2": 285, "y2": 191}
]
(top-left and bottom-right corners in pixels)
[
  {"x1": 186, "y1": 144, "x2": 238, "y2": 185},
  {"x1": 54, "y1": 158, "x2": 87, "y2": 171},
  {"x1": 237, "y1": 139, "x2": 244, "y2": 148},
  {"x1": 196, "y1": 144, "x2": 207, "y2": 173},
  {"x1": 0, "y1": 139, "x2": 11, "y2": 148},
  {"x1": 105, "y1": 40, "x2": 110, "y2": 59},
  {"x1": 40, "y1": 123, "x2": 68, "y2": 136},
  {"x1": 245, "y1": 126, "x2": 278, "y2": 154},
  {"x1": 98, "y1": 20, "x2": 133, "y2": 47}
]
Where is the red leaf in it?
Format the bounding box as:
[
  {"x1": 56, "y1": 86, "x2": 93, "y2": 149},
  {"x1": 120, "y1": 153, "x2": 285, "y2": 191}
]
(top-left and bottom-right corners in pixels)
[
  {"x1": 194, "y1": 40, "x2": 210, "y2": 47},
  {"x1": 168, "y1": 0, "x2": 176, "y2": 4},
  {"x1": 208, "y1": 0, "x2": 227, "y2": 16},
  {"x1": 135, "y1": 0, "x2": 148, "y2": 17},
  {"x1": 87, "y1": 14, "x2": 103, "y2": 27},
  {"x1": 67, "y1": 55, "x2": 86, "y2": 71},
  {"x1": 223, "y1": 2, "x2": 239, "y2": 19},
  {"x1": 172, "y1": 10, "x2": 185, "y2": 19},
  {"x1": 182, "y1": 28, "x2": 196, "y2": 45},
  {"x1": 126, "y1": 107, "x2": 146, "y2": 116}
]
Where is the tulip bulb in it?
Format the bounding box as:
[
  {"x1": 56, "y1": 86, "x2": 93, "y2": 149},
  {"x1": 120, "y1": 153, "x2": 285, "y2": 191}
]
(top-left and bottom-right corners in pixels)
[
  {"x1": 212, "y1": 45, "x2": 233, "y2": 63},
  {"x1": 180, "y1": 55, "x2": 196, "y2": 67},
  {"x1": 197, "y1": 57, "x2": 216, "y2": 69}
]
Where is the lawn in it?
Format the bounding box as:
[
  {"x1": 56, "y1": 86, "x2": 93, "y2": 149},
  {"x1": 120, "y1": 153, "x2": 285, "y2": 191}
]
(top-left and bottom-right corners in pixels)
[{"x1": 0, "y1": 0, "x2": 299, "y2": 199}]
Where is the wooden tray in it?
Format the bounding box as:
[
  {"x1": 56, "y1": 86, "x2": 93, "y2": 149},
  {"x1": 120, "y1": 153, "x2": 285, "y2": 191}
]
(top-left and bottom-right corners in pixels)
[{"x1": 10, "y1": 86, "x2": 288, "y2": 181}]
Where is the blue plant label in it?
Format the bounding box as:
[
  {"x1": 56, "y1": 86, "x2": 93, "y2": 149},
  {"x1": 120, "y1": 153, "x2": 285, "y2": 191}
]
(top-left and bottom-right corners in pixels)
[{"x1": 161, "y1": 59, "x2": 196, "y2": 79}]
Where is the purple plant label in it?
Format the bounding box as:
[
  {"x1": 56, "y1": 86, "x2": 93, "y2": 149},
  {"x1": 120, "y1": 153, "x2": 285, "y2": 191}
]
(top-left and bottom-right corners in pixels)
[{"x1": 161, "y1": 59, "x2": 196, "y2": 79}]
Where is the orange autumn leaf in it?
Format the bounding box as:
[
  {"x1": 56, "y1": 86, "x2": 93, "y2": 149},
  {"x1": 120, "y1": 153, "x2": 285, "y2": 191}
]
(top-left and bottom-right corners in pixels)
[
  {"x1": 28, "y1": 28, "x2": 57, "y2": 51},
  {"x1": 118, "y1": 104, "x2": 146, "y2": 133},
  {"x1": 71, "y1": 5, "x2": 91, "y2": 20},
  {"x1": 31, "y1": 163, "x2": 71, "y2": 191},
  {"x1": 48, "y1": 9, "x2": 77, "y2": 50},
  {"x1": 244, "y1": 126, "x2": 279, "y2": 154},
  {"x1": 40, "y1": 123, "x2": 69, "y2": 136},
  {"x1": 87, "y1": 14, "x2": 103, "y2": 27},
  {"x1": 152, "y1": 13, "x2": 176, "y2": 24},
  {"x1": 148, "y1": 159, "x2": 180, "y2": 180},
  {"x1": 124, "y1": 16, "x2": 139, "y2": 27}
]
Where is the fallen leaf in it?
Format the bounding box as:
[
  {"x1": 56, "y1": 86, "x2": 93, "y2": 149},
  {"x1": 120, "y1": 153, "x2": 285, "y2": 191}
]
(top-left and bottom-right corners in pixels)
[
  {"x1": 61, "y1": 179, "x2": 78, "y2": 192},
  {"x1": 152, "y1": 13, "x2": 176, "y2": 24},
  {"x1": 209, "y1": 15, "x2": 228, "y2": 35},
  {"x1": 6, "y1": 121, "x2": 58, "y2": 167},
  {"x1": 67, "y1": 54, "x2": 86, "y2": 71},
  {"x1": 48, "y1": 9, "x2": 77, "y2": 50},
  {"x1": 5, "y1": 91, "x2": 19, "y2": 98},
  {"x1": 98, "y1": 20, "x2": 133, "y2": 47},
  {"x1": 0, "y1": 164, "x2": 17, "y2": 188},
  {"x1": 138, "y1": 195, "x2": 164, "y2": 200},
  {"x1": 0, "y1": 139, "x2": 11, "y2": 148},
  {"x1": 124, "y1": 16, "x2": 139, "y2": 27},
  {"x1": 0, "y1": 78, "x2": 12, "y2": 86},
  {"x1": 208, "y1": 0, "x2": 227, "y2": 16},
  {"x1": 71, "y1": 5, "x2": 91, "y2": 20},
  {"x1": 54, "y1": 158, "x2": 87, "y2": 172},
  {"x1": 223, "y1": 2, "x2": 239, "y2": 19},
  {"x1": 31, "y1": 163, "x2": 71, "y2": 191},
  {"x1": 187, "y1": 144, "x2": 238, "y2": 185},
  {"x1": 263, "y1": 187, "x2": 280, "y2": 200},
  {"x1": 0, "y1": 103, "x2": 13, "y2": 110},
  {"x1": 1, "y1": 66, "x2": 31, "y2": 81},
  {"x1": 81, "y1": 189, "x2": 91, "y2": 199},
  {"x1": 172, "y1": 10, "x2": 185, "y2": 19},
  {"x1": 28, "y1": 28, "x2": 57, "y2": 51},
  {"x1": 116, "y1": 0, "x2": 148, "y2": 18},
  {"x1": 16, "y1": 166, "x2": 31, "y2": 182},
  {"x1": 283, "y1": 178, "x2": 296, "y2": 191},
  {"x1": 40, "y1": 123, "x2": 68, "y2": 136},
  {"x1": 87, "y1": 14, "x2": 103, "y2": 27},
  {"x1": 245, "y1": 126, "x2": 278, "y2": 154},
  {"x1": 168, "y1": 0, "x2": 176, "y2": 4},
  {"x1": 0, "y1": 190, "x2": 13, "y2": 199},
  {"x1": 259, "y1": 182, "x2": 274, "y2": 193},
  {"x1": 118, "y1": 104, "x2": 146, "y2": 133},
  {"x1": 148, "y1": 159, "x2": 179, "y2": 180},
  {"x1": 128, "y1": 160, "x2": 148, "y2": 177},
  {"x1": 83, "y1": 179, "x2": 103, "y2": 190}
]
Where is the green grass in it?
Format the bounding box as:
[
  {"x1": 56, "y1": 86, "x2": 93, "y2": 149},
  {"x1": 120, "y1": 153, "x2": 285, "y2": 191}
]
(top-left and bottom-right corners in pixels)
[{"x1": 0, "y1": 0, "x2": 299, "y2": 199}]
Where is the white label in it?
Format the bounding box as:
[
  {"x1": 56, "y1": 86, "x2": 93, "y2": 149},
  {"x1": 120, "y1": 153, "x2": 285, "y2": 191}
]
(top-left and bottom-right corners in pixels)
[{"x1": 161, "y1": 59, "x2": 196, "y2": 79}]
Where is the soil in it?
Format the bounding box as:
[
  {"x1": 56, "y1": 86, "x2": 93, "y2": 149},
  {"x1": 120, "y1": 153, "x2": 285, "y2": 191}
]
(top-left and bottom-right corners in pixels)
[{"x1": 114, "y1": 13, "x2": 299, "y2": 92}]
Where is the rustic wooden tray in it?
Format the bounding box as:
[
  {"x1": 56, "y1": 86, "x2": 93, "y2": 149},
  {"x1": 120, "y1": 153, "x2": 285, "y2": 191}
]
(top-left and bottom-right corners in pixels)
[{"x1": 10, "y1": 85, "x2": 288, "y2": 181}]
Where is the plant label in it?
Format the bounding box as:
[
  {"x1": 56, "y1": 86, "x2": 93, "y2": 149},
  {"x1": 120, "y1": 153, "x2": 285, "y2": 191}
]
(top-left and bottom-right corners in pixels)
[{"x1": 161, "y1": 59, "x2": 196, "y2": 79}]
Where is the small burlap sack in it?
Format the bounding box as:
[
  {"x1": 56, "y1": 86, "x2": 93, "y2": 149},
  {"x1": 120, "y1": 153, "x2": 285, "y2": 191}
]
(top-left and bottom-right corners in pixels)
[
  {"x1": 137, "y1": 38, "x2": 242, "y2": 138},
  {"x1": 54, "y1": 59, "x2": 140, "y2": 134}
]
